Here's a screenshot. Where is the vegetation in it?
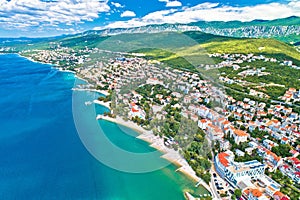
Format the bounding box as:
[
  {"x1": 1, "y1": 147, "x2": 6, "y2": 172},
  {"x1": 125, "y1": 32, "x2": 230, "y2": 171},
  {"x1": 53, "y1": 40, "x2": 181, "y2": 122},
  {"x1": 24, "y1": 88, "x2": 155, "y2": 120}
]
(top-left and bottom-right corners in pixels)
[
  {"x1": 184, "y1": 140, "x2": 212, "y2": 184},
  {"x1": 135, "y1": 84, "x2": 171, "y2": 101},
  {"x1": 250, "y1": 128, "x2": 269, "y2": 139},
  {"x1": 234, "y1": 189, "x2": 242, "y2": 198},
  {"x1": 130, "y1": 30, "x2": 300, "y2": 72},
  {"x1": 98, "y1": 94, "x2": 112, "y2": 102},
  {"x1": 200, "y1": 38, "x2": 300, "y2": 61},
  {"x1": 103, "y1": 111, "x2": 116, "y2": 118},
  {"x1": 266, "y1": 170, "x2": 300, "y2": 200},
  {"x1": 234, "y1": 151, "x2": 263, "y2": 163},
  {"x1": 148, "y1": 100, "x2": 213, "y2": 184},
  {"x1": 58, "y1": 34, "x2": 109, "y2": 49},
  {"x1": 271, "y1": 144, "x2": 292, "y2": 158}
]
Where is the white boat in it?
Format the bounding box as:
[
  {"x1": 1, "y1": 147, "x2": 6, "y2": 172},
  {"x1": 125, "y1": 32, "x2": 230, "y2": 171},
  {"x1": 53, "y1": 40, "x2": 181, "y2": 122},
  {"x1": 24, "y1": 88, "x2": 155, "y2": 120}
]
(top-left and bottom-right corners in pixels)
[{"x1": 85, "y1": 101, "x2": 92, "y2": 106}]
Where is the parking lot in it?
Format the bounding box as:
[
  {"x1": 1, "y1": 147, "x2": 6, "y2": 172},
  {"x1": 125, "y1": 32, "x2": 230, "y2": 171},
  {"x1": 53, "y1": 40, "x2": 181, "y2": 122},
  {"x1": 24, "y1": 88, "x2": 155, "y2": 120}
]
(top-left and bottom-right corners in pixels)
[{"x1": 212, "y1": 172, "x2": 236, "y2": 199}]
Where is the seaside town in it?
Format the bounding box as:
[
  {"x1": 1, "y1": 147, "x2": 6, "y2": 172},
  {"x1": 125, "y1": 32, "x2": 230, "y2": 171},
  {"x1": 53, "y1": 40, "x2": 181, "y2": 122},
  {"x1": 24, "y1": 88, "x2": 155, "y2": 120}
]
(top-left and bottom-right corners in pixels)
[
  {"x1": 21, "y1": 46, "x2": 300, "y2": 200},
  {"x1": 1, "y1": 1, "x2": 300, "y2": 200}
]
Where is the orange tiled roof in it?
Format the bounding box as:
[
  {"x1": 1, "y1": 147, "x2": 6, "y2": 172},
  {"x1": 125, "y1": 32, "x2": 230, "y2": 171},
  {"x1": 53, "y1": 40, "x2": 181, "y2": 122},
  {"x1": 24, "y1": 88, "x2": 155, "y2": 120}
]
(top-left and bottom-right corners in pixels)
[
  {"x1": 223, "y1": 120, "x2": 231, "y2": 125},
  {"x1": 131, "y1": 108, "x2": 139, "y2": 113},
  {"x1": 218, "y1": 152, "x2": 229, "y2": 167},
  {"x1": 244, "y1": 188, "x2": 263, "y2": 198},
  {"x1": 289, "y1": 88, "x2": 296, "y2": 92},
  {"x1": 234, "y1": 129, "x2": 248, "y2": 137},
  {"x1": 274, "y1": 191, "x2": 285, "y2": 198},
  {"x1": 200, "y1": 119, "x2": 207, "y2": 123},
  {"x1": 251, "y1": 189, "x2": 263, "y2": 197}
]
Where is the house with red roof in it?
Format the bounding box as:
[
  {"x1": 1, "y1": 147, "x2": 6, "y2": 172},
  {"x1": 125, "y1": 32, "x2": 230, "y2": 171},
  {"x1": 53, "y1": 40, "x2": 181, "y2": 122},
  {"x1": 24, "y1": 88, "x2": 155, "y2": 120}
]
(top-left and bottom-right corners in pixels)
[
  {"x1": 207, "y1": 123, "x2": 224, "y2": 140},
  {"x1": 198, "y1": 119, "x2": 210, "y2": 130},
  {"x1": 244, "y1": 188, "x2": 268, "y2": 200},
  {"x1": 128, "y1": 102, "x2": 146, "y2": 120},
  {"x1": 289, "y1": 157, "x2": 300, "y2": 168},
  {"x1": 273, "y1": 191, "x2": 290, "y2": 200},
  {"x1": 230, "y1": 128, "x2": 249, "y2": 144}
]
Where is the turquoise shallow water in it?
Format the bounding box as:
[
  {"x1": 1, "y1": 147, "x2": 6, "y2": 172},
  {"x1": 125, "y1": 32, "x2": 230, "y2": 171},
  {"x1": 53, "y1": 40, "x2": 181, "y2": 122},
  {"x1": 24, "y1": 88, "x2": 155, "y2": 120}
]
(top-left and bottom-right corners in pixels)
[{"x1": 0, "y1": 54, "x2": 209, "y2": 199}]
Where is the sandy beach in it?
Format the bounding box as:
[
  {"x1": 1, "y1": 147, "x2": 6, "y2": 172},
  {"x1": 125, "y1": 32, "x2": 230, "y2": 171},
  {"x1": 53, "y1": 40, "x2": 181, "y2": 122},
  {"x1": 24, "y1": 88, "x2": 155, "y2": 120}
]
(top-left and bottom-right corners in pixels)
[
  {"x1": 97, "y1": 114, "x2": 212, "y2": 195},
  {"x1": 72, "y1": 88, "x2": 110, "y2": 96},
  {"x1": 93, "y1": 100, "x2": 111, "y2": 109},
  {"x1": 18, "y1": 52, "x2": 212, "y2": 198},
  {"x1": 57, "y1": 68, "x2": 76, "y2": 74}
]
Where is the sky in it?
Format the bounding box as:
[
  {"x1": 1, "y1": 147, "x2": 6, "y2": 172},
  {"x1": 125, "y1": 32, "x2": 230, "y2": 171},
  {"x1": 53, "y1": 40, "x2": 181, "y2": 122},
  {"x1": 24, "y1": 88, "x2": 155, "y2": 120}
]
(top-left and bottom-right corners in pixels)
[{"x1": 0, "y1": 0, "x2": 299, "y2": 37}]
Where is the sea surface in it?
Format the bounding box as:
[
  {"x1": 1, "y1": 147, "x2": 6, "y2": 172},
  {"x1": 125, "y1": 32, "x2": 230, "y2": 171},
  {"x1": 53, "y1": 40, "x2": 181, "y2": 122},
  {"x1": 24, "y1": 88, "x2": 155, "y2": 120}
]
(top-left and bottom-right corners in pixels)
[{"x1": 0, "y1": 54, "x2": 209, "y2": 199}]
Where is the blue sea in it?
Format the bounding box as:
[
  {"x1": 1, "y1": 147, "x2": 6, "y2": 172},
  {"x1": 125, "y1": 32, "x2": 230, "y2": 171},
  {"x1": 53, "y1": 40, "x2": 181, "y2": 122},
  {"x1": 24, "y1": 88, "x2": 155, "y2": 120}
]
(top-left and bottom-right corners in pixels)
[{"x1": 0, "y1": 54, "x2": 208, "y2": 199}]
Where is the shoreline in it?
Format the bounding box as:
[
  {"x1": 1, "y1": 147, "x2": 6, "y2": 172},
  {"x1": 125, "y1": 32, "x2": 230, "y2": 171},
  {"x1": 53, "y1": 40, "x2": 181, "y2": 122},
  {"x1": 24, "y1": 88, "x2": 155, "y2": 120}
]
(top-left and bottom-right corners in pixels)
[
  {"x1": 93, "y1": 100, "x2": 111, "y2": 109},
  {"x1": 17, "y1": 54, "x2": 53, "y2": 66},
  {"x1": 97, "y1": 114, "x2": 211, "y2": 192},
  {"x1": 73, "y1": 88, "x2": 110, "y2": 96},
  {"x1": 18, "y1": 52, "x2": 212, "y2": 197},
  {"x1": 17, "y1": 53, "x2": 78, "y2": 76}
]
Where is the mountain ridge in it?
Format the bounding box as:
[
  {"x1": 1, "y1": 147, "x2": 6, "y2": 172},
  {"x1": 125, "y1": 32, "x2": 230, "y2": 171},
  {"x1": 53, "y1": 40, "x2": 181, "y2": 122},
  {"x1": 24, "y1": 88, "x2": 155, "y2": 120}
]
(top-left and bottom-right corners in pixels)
[{"x1": 1, "y1": 16, "x2": 299, "y2": 45}]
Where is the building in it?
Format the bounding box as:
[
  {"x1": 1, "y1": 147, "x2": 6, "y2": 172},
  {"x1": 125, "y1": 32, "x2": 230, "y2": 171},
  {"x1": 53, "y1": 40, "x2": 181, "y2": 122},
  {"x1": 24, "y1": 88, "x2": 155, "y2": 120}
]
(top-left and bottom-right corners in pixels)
[
  {"x1": 128, "y1": 102, "x2": 146, "y2": 120},
  {"x1": 235, "y1": 149, "x2": 245, "y2": 157},
  {"x1": 198, "y1": 119, "x2": 209, "y2": 130},
  {"x1": 219, "y1": 139, "x2": 230, "y2": 151},
  {"x1": 215, "y1": 151, "x2": 265, "y2": 186},
  {"x1": 146, "y1": 77, "x2": 164, "y2": 85},
  {"x1": 257, "y1": 146, "x2": 283, "y2": 168},
  {"x1": 207, "y1": 124, "x2": 224, "y2": 140},
  {"x1": 273, "y1": 191, "x2": 290, "y2": 200},
  {"x1": 263, "y1": 139, "x2": 278, "y2": 150},
  {"x1": 244, "y1": 188, "x2": 268, "y2": 200},
  {"x1": 230, "y1": 128, "x2": 249, "y2": 144}
]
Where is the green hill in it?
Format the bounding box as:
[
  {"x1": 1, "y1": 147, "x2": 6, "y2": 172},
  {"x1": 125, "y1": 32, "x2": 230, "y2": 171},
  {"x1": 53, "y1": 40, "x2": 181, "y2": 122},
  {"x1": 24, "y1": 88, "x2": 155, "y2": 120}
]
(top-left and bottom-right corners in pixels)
[
  {"x1": 132, "y1": 32, "x2": 300, "y2": 68},
  {"x1": 4, "y1": 30, "x2": 300, "y2": 68},
  {"x1": 57, "y1": 34, "x2": 109, "y2": 49},
  {"x1": 199, "y1": 38, "x2": 300, "y2": 64}
]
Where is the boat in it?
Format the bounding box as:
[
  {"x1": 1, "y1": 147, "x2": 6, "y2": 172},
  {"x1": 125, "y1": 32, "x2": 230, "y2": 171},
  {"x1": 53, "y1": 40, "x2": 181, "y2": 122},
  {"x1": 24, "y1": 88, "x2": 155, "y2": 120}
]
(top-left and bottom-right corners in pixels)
[{"x1": 85, "y1": 101, "x2": 92, "y2": 106}]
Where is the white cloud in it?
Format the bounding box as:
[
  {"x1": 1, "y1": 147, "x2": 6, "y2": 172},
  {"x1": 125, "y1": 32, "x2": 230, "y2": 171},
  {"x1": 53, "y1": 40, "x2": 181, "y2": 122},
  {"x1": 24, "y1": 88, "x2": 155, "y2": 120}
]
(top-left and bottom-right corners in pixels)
[
  {"x1": 166, "y1": 1, "x2": 182, "y2": 7},
  {"x1": 0, "y1": 0, "x2": 110, "y2": 30},
  {"x1": 120, "y1": 10, "x2": 136, "y2": 18},
  {"x1": 111, "y1": 2, "x2": 124, "y2": 8},
  {"x1": 158, "y1": 0, "x2": 182, "y2": 7},
  {"x1": 104, "y1": 2, "x2": 300, "y2": 29}
]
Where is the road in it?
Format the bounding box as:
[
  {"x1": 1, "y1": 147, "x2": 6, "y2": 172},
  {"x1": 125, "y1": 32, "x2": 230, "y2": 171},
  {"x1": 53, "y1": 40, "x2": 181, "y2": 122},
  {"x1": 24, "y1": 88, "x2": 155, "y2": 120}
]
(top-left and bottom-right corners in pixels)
[{"x1": 204, "y1": 135, "x2": 222, "y2": 199}]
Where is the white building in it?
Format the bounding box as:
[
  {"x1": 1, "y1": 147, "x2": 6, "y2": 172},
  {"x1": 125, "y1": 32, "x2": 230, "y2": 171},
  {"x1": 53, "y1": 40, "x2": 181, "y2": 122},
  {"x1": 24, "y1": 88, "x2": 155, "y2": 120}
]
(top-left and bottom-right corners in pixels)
[
  {"x1": 215, "y1": 150, "x2": 265, "y2": 186},
  {"x1": 219, "y1": 139, "x2": 230, "y2": 151},
  {"x1": 198, "y1": 119, "x2": 210, "y2": 130},
  {"x1": 230, "y1": 128, "x2": 249, "y2": 144}
]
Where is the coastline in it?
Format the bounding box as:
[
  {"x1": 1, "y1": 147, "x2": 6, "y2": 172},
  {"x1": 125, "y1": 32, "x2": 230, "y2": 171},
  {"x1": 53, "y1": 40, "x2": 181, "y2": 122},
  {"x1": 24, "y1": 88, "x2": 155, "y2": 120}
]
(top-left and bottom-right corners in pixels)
[
  {"x1": 18, "y1": 52, "x2": 212, "y2": 197},
  {"x1": 93, "y1": 100, "x2": 111, "y2": 109},
  {"x1": 17, "y1": 53, "x2": 53, "y2": 65},
  {"x1": 17, "y1": 53, "x2": 77, "y2": 75},
  {"x1": 97, "y1": 114, "x2": 211, "y2": 193},
  {"x1": 1, "y1": 54, "x2": 206, "y2": 200},
  {"x1": 73, "y1": 88, "x2": 110, "y2": 96}
]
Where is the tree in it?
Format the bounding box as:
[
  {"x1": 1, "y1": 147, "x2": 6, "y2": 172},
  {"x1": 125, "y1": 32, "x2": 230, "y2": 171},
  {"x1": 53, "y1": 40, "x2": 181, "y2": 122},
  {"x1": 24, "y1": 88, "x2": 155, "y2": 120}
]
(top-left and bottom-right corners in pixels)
[
  {"x1": 271, "y1": 144, "x2": 292, "y2": 158},
  {"x1": 215, "y1": 140, "x2": 221, "y2": 152},
  {"x1": 234, "y1": 189, "x2": 242, "y2": 198}
]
